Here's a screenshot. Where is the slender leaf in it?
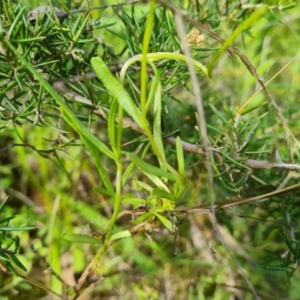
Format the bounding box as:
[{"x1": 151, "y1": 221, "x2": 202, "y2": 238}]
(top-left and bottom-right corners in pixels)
[
  {"x1": 153, "y1": 76, "x2": 167, "y2": 167},
  {"x1": 62, "y1": 232, "x2": 102, "y2": 244},
  {"x1": 0, "y1": 196, "x2": 9, "y2": 213},
  {"x1": 0, "y1": 226, "x2": 36, "y2": 231},
  {"x1": 152, "y1": 211, "x2": 173, "y2": 232},
  {"x1": 122, "y1": 198, "x2": 147, "y2": 205},
  {"x1": 109, "y1": 230, "x2": 131, "y2": 241},
  {"x1": 128, "y1": 153, "x2": 176, "y2": 182},
  {"x1": 8, "y1": 253, "x2": 27, "y2": 272},
  {"x1": 176, "y1": 136, "x2": 185, "y2": 177},
  {"x1": 91, "y1": 56, "x2": 143, "y2": 128}
]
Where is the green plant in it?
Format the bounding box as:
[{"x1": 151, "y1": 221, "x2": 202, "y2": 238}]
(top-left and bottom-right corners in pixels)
[{"x1": 0, "y1": 197, "x2": 35, "y2": 274}]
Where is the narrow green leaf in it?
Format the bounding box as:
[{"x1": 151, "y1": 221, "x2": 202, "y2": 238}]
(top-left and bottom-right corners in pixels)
[
  {"x1": 209, "y1": 104, "x2": 231, "y2": 127},
  {"x1": 122, "y1": 161, "x2": 135, "y2": 187},
  {"x1": 109, "y1": 230, "x2": 131, "y2": 241},
  {"x1": 220, "y1": 151, "x2": 250, "y2": 170},
  {"x1": 62, "y1": 232, "x2": 102, "y2": 244},
  {"x1": 0, "y1": 226, "x2": 35, "y2": 231},
  {"x1": 91, "y1": 56, "x2": 143, "y2": 128},
  {"x1": 131, "y1": 212, "x2": 152, "y2": 224},
  {"x1": 146, "y1": 65, "x2": 160, "y2": 111},
  {"x1": 0, "y1": 215, "x2": 16, "y2": 224},
  {"x1": 14, "y1": 236, "x2": 20, "y2": 253},
  {"x1": 176, "y1": 136, "x2": 185, "y2": 176},
  {"x1": 94, "y1": 187, "x2": 115, "y2": 197},
  {"x1": 208, "y1": 7, "x2": 267, "y2": 77},
  {"x1": 122, "y1": 198, "x2": 147, "y2": 205},
  {"x1": 150, "y1": 188, "x2": 175, "y2": 201},
  {"x1": 5, "y1": 261, "x2": 18, "y2": 276},
  {"x1": 140, "y1": 0, "x2": 156, "y2": 115},
  {"x1": 8, "y1": 7, "x2": 26, "y2": 37},
  {"x1": 135, "y1": 180, "x2": 153, "y2": 192},
  {"x1": 152, "y1": 212, "x2": 173, "y2": 232},
  {"x1": 144, "y1": 172, "x2": 170, "y2": 192},
  {"x1": 8, "y1": 253, "x2": 27, "y2": 272},
  {"x1": 240, "y1": 100, "x2": 267, "y2": 115},
  {"x1": 128, "y1": 153, "x2": 176, "y2": 182},
  {"x1": 11, "y1": 37, "x2": 46, "y2": 42},
  {"x1": 108, "y1": 98, "x2": 118, "y2": 153},
  {"x1": 0, "y1": 254, "x2": 10, "y2": 262},
  {"x1": 153, "y1": 76, "x2": 166, "y2": 166},
  {"x1": 82, "y1": 137, "x2": 115, "y2": 196},
  {"x1": 0, "y1": 196, "x2": 9, "y2": 213},
  {"x1": 266, "y1": 265, "x2": 294, "y2": 271},
  {"x1": 73, "y1": 11, "x2": 91, "y2": 43}
]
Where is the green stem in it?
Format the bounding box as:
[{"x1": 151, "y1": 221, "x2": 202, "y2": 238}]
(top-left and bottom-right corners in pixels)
[
  {"x1": 140, "y1": 0, "x2": 156, "y2": 117},
  {"x1": 120, "y1": 52, "x2": 208, "y2": 79},
  {"x1": 92, "y1": 140, "x2": 123, "y2": 271}
]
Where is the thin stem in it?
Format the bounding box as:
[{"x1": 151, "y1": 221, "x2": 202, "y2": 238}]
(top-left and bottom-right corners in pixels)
[{"x1": 140, "y1": 0, "x2": 156, "y2": 117}]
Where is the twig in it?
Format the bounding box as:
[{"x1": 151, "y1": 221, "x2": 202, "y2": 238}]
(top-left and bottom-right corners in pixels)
[
  {"x1": 154, "y1": 0, "x2": 298, "y2": 150},
  {"x1": 174, "y1": 182, "x2": 300, "y2": 213}
]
